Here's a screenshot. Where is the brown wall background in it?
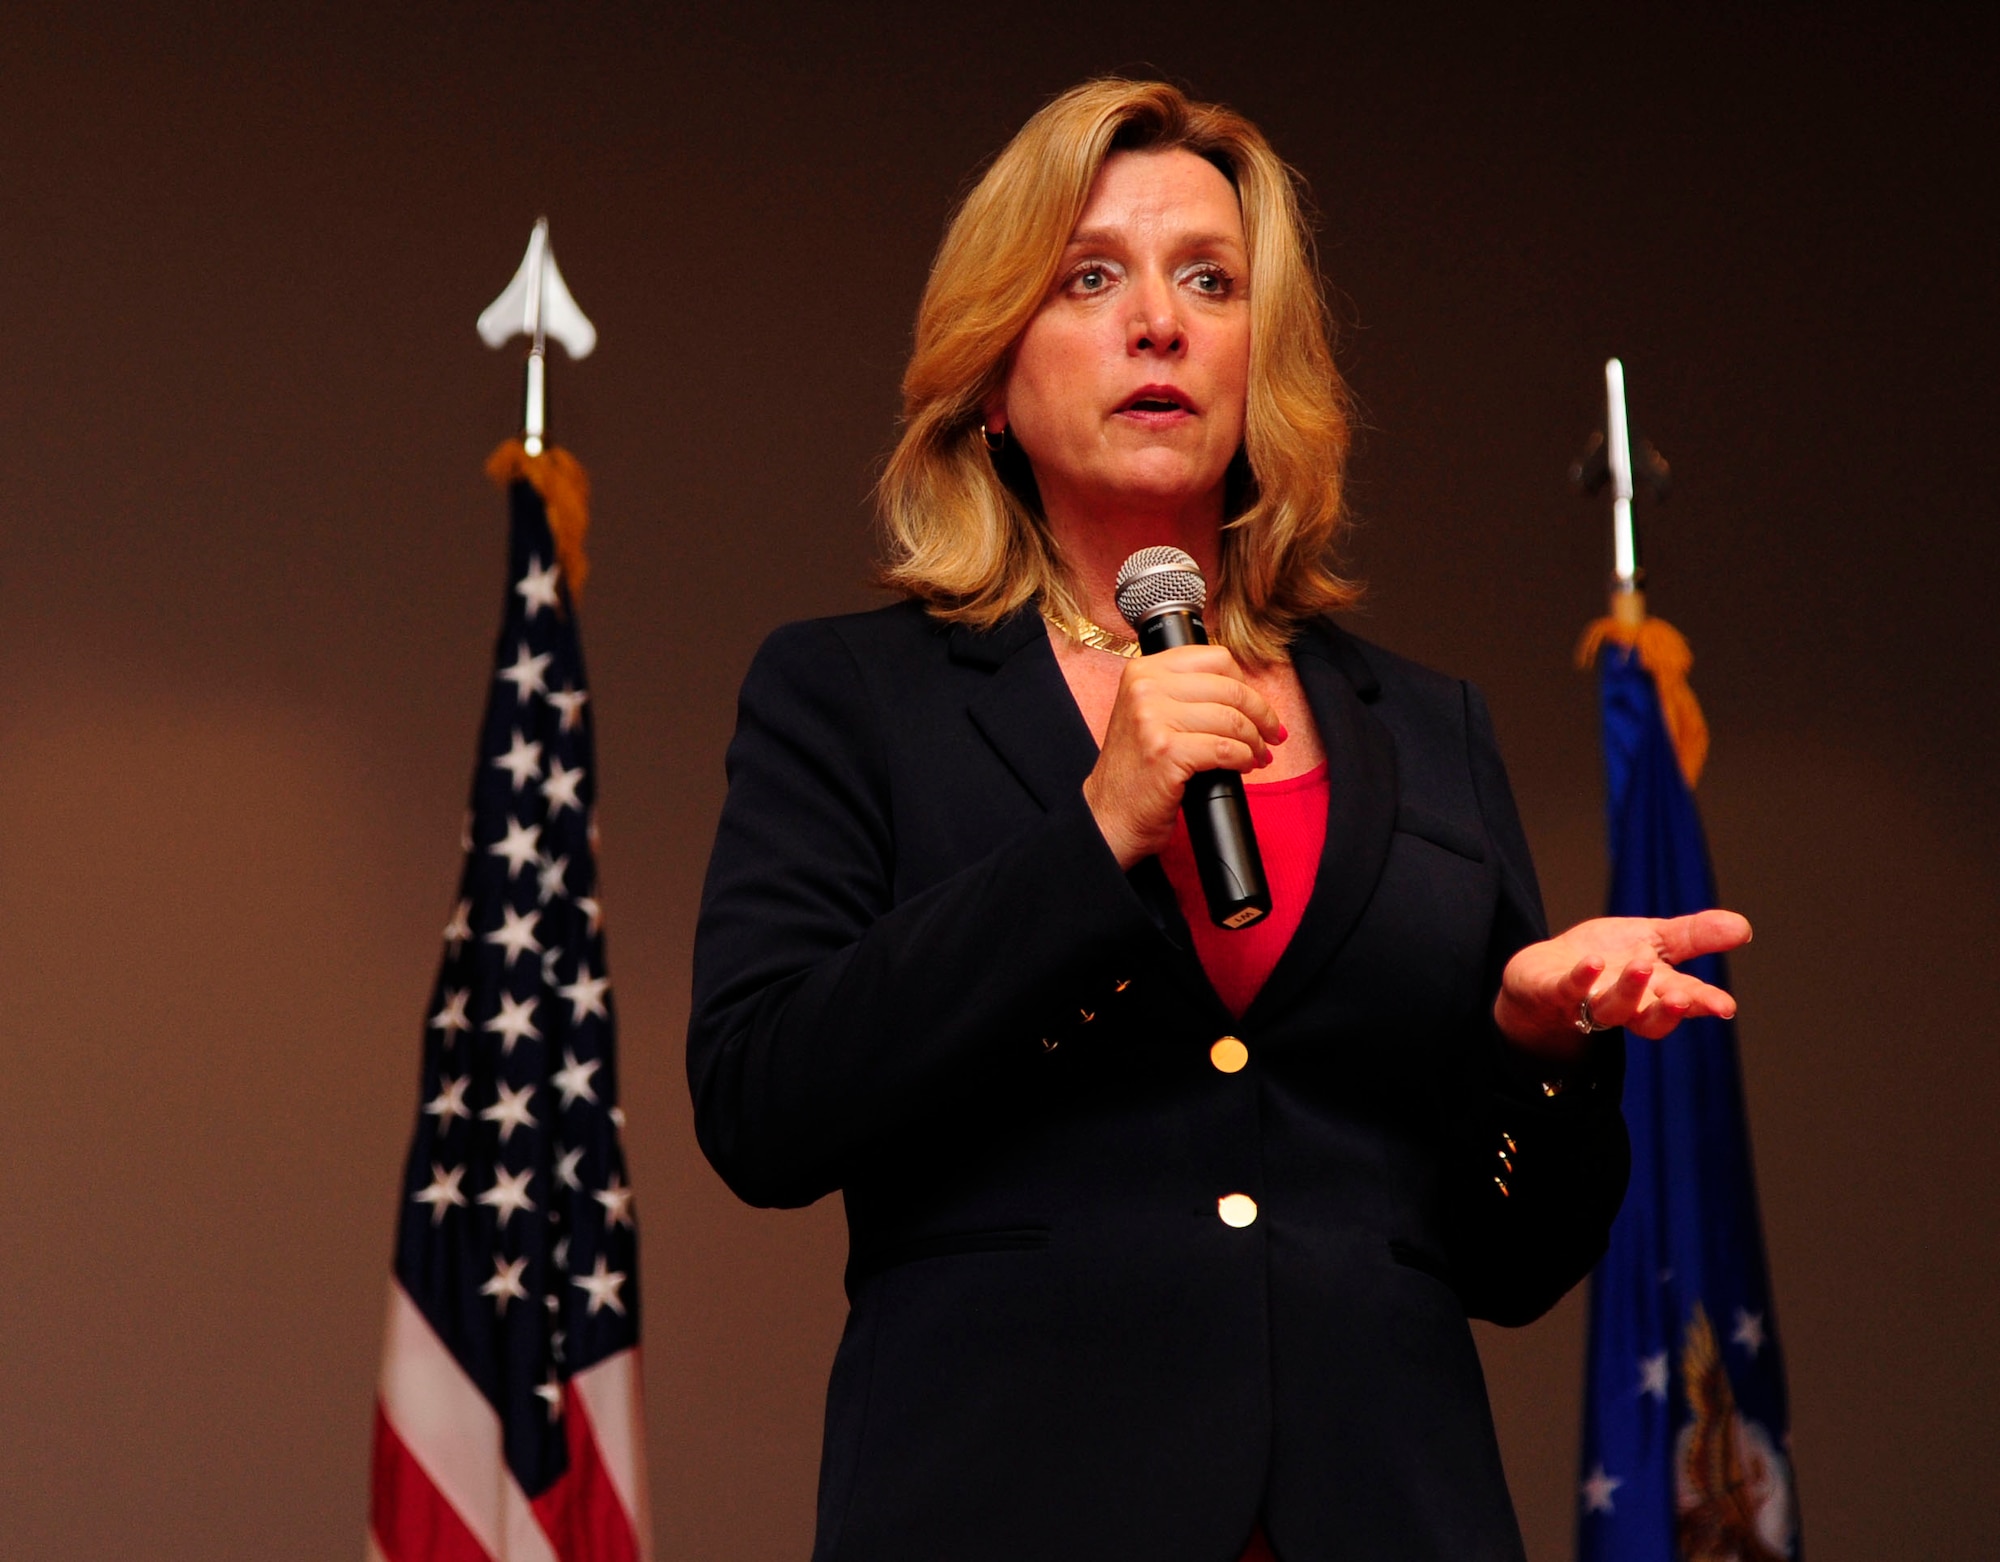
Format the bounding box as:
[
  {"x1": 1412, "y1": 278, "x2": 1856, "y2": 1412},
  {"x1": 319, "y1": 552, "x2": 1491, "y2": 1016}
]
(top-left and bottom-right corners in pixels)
[{"x1": 2, "y1": 4, "x2": 1994, "y2": 1558}]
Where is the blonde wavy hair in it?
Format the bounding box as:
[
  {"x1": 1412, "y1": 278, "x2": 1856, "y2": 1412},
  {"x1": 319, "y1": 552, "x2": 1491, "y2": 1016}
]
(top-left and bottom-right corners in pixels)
[{"x1": 877, "y1": 78, "x2": 1357, "y2": 663}]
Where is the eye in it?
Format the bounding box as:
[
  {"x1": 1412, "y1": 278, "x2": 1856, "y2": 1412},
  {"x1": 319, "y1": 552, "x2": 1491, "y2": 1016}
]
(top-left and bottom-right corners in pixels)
[
  {"x1": 1063, "y1": 261, "x2": 1120, "y2": 297},
  {"x1": 1184, "y1": 264, "x2": 1235, "y2": 298}
]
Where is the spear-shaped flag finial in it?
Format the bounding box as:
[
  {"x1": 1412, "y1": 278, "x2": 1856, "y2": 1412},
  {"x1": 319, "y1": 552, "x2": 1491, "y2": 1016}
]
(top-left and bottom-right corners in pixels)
[{"x1": 479, "y1": 218, "x2": 597, "y2": 456}]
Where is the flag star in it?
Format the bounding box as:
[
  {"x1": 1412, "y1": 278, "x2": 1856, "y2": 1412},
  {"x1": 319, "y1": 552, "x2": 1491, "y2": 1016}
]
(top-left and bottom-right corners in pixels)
[
  {"x1": 574, "y1": 1255, "x2": 628, "y2": 1317},
  {"x1": 482, "y1": 1254, "x2": 530, "y2": 1314},
  {"x1": 442, "y1": 899, "x2": 472, "y2": 952},
  {"x1": 536, "y1": 1370, "x2": 564, "y2": 1422},
  {"x1": 429, "y1": 987, "x2": 472, "y2": 1039},
  {"x1": 516, "y1": 554, "x2": 562, "y2": 619},
  {"x1": 480, "y1": 1079, "x2": 539, "y2": 1144},
  {"x1": 536, "y1": 853, "x2": 571, "y2": 906},
  {"x1": 485, "y1": 904, "x2": 543, "y2": 969},
  {"x1": 553, "y1": 1235, "x2": 571, "y2": 1272},
  {"x1": 497, "y1": 643, "x2": 552, "y2": 703},
  {"x1": 1638, "y1": 1351, "x2": 1669, "y2": 1400},
  {"x1": 484, "y1": 991, "x2": 543, "y2": 1055},
  {"x1": 1581, "y1": 1464, "x2": 1622, "y2": 1515},
  {"x1": 489, "y1": 816, "x2": 542, "y2": 879},
  {"x1": 594, "y1": 1173, "x2": 636, "y2": 1230},
  {"x1": 609, "y1": 1105, "x2": 626, "y2": 1130},
  {"x1": 548, "y1": 685, "x2": 589, "y2": 731},
  {"x1": 541, "y1": 759, "x2": 585, "y2": 816},
  {"x1": 478, "y1": 1164, "x2": 537, "y2": 1230},
  {"x1": 413, "y1": 1162, "x2": 467, "y2": 1226},
  {"x1": 555, "y1": 1145, "x2": 586, "y2": 1192},
  {"x1": 553, "y1": 1049, "x2": 602, "y2": 1109},
  {"x1": 492, "y1": 729, "x2": 544, "y2": 791},
  {"x1": 576, "y1": 895, "x2": 603, "y2": 935},
  {"x1": 1732, "y1": 1308, "x2": 1766, "y2": 1357},
  {"x1": 424, "y1": 1074, "x2": 472, "y2": 1130},
  {"x1": 557, "y1": 962, "x2": 611, "y2": 1025}
]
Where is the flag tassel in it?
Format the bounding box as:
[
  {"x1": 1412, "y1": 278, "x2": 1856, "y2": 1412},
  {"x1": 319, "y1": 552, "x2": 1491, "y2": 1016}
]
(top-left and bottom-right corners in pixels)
[
  {"x1": 1576, "y1": 593, "x2": 1710, "y2": 788},
  {"x1": 487, "y1": 438, "x2": 592, "y2": 600}
]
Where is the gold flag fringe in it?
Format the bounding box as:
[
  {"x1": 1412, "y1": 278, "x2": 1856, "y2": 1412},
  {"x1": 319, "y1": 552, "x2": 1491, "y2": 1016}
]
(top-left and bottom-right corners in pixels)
[
  {"x1": 1576, "y1": 607, "x2": 1711, "y2": 789},
  {"x1": 486, "y1": 438, "x2": 591, "y2": 602}
]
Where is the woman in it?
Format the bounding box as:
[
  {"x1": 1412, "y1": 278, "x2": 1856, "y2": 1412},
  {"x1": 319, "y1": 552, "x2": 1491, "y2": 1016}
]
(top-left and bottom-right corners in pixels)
[{"x1": 688, "y1": 80, "x2": 1748, "y2": 1562}]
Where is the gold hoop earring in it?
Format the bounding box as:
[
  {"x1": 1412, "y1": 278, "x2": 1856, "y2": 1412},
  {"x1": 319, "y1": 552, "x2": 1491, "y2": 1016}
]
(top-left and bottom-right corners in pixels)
[{"x1": 981, "y1": 423, "x2": 1005, "y2": 453}]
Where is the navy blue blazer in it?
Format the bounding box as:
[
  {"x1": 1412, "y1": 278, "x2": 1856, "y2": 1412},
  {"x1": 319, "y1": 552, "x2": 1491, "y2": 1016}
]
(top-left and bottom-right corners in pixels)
[{"x1": 688, "y1": 601, "x2": 1628, "y2": 1562}]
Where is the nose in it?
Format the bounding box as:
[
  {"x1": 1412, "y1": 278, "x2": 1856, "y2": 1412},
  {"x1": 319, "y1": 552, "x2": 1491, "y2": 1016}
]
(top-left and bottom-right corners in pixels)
[{"x1": 1126, "y1": 273, "x2": 1186, "y2": 358}]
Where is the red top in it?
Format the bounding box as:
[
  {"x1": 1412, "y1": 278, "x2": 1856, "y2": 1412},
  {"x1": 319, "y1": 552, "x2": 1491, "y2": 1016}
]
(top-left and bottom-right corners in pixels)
[
  {"x1": 1158, "y1": 762, "x2": 1329, "y2": 1017},
  {"x1": 1152, "y1": 767, "x2": 1328, "y2": 1561}
]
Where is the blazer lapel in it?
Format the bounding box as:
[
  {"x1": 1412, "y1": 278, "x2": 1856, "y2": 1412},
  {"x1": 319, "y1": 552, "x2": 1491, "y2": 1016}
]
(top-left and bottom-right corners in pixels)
[
  {"x1": 956, "y1": 612, "x2": 1101, "y2": 813},
  {"x1": 1240, "y1": 618, "x2": 1400, "y2": 1027},
  {"x1": 957, "y1": 610, "x2": 1223, "y2": 1010}
]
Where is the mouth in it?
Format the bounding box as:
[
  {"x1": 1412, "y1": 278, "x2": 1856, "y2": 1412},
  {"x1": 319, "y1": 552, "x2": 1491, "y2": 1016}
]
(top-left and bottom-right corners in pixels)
[{"x1": 1117, "y1": 385, "x2": 1197, "y2": 416}]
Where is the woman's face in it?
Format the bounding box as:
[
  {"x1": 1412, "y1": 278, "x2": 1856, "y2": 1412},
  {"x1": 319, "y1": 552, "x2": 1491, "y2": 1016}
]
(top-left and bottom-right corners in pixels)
[{"x1": 994, "y1": 148, "x2": 1251, "y2": 526}]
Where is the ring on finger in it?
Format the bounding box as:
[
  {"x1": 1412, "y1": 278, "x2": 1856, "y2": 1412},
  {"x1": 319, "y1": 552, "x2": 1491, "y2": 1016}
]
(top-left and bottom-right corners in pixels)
[{"x1": 1574, "y1": 996, "x2": 1612, "y2": 1035}]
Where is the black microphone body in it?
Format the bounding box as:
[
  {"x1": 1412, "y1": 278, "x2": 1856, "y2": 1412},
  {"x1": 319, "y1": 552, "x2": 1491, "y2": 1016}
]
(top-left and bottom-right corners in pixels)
[{"x1": 1136, "y1": 604, "x2": 1271, "y2": 930}]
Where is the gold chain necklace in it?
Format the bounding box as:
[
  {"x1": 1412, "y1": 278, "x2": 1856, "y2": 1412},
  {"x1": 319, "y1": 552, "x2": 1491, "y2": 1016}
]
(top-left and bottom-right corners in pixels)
[{"x1": 1042, "y1": 610, "x2": 1139, "y2": 658}]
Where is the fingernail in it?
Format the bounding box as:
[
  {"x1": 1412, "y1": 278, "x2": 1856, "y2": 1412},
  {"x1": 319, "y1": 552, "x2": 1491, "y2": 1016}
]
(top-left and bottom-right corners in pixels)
[{"x1": 1276, "y1": 724, "x2": 1289, "y2": 742}]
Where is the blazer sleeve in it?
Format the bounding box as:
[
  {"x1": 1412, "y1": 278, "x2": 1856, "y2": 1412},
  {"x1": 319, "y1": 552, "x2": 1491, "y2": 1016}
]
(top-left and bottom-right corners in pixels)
[
  {"x1": 686, "y1": 620, "x2": 1159, "y2": 1209},
  {"x1": 1444, "y1": 681, "x2": 1632, "y2": 1326}
]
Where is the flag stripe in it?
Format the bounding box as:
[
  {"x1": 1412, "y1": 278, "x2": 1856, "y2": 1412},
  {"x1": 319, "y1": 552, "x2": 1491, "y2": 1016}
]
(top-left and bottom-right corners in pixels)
[
  {"x1": 531, "y1": 1387, "x2": 642, "y2": 1562},
  {"x1": 370, "y1": 1405, "x2": 493, "y2": 1562},
  {"x1": 571, "y1": 1353, "x2": 652, "y2": 1559},
  {"x1": 377, "y1": 1280, "x2": 559, "y2": 1562}
]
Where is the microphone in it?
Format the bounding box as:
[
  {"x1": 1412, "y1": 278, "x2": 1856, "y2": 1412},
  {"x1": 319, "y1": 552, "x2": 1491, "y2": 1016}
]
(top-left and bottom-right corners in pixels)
[{"x1": 1114, "y1": 547, "x2": 1271, "y2": 931}]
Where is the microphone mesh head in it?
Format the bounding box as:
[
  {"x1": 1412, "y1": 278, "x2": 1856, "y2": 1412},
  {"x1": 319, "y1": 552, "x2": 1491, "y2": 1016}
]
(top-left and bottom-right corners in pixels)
[{"x1": 1114, "y1": 545, "x2": 1208, "y2": 631}]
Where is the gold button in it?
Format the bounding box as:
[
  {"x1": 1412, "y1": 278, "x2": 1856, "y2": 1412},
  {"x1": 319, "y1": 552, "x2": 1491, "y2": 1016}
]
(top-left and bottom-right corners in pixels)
[
  {"x1": 1209, "y1": 1035, "x2": 1249, "y2": 1073},
  {"x1": 1217, "y1": 1193, "x2": 1259, "y2": 1227}
]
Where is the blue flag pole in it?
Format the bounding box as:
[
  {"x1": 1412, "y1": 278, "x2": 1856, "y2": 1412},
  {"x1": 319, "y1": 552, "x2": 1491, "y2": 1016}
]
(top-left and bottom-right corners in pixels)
[{"x1": 1572, "y1": 363, "x2": 1799, "y2": 1561}]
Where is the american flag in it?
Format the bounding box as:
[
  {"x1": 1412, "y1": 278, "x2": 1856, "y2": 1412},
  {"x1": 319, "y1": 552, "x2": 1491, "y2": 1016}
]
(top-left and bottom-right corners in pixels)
[{"x1": 368, "y1": 457, "x2": 651, "y2": 1562}]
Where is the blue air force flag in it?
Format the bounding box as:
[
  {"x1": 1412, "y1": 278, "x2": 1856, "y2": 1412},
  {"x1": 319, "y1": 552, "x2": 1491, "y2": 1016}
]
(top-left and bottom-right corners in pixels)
[{"x1": 1576, "y1": 623, "x2": 1796, "y2": 1562}]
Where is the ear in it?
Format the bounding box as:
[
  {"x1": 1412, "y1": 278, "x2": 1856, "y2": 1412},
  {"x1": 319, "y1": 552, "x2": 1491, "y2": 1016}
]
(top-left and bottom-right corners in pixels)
[{"x1": 980, "y1": 392, "x2": 1007, "y2": 434}]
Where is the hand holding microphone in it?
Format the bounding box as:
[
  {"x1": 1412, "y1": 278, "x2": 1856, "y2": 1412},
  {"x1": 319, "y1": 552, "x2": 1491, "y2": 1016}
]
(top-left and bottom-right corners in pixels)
[{"x1": 1081, "y1": 547, "x2": 1277, "y2": 929}]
